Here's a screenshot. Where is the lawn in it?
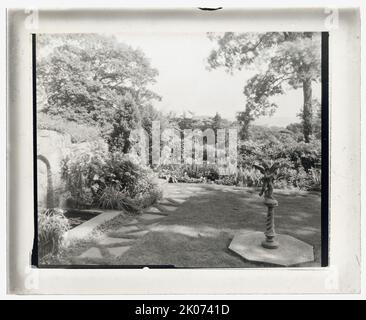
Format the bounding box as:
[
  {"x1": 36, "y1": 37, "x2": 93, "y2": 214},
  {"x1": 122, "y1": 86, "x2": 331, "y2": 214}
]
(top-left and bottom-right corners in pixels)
[
  {"x1": 114, "y1": 183, "x2": 321, "y2": 268},
  {"x1": 52, "y1": 183, "x2": 321, "y2": 268}
]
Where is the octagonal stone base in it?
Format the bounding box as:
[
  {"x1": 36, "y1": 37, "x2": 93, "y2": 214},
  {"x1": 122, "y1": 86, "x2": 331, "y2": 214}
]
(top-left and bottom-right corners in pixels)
[{"x1": 229, "y1": 231, "x2": 314, "y2": 267}]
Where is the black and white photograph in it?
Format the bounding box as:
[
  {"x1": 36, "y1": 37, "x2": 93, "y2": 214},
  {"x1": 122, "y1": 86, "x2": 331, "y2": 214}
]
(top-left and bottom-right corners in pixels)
[
  {"x1": 34, "y1": 31, "x2": 327, "y2": 268},
  {"x1": 3, "y1": 0, "x2": 365, "y2": 299}
]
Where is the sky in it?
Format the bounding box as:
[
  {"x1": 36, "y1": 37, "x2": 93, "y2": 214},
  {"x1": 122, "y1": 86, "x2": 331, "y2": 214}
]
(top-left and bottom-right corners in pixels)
[{"x1": 116, "y1": 33, "x2": 321, "y2": 127}]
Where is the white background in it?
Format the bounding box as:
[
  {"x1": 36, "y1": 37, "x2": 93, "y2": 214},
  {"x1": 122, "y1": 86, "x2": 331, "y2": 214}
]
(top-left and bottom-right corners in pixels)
[{"x1": 0, "y1": 0, "x2": 365, "y2": 299}]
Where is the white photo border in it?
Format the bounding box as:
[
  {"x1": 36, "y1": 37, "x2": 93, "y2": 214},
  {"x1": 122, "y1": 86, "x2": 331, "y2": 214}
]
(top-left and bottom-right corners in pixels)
[{"x1": 7, "y1": 7, "x2": 360, "y2": 294}]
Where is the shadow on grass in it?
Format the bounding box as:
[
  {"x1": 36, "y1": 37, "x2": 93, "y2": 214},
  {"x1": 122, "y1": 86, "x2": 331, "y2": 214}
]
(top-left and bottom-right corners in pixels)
[{"x1": 114, "y1": 183, "x2": 321, "y2": 268}]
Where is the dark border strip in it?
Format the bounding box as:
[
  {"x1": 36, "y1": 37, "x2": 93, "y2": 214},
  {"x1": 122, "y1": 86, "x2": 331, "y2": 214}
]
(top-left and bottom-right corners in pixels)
[
  {"x1": 31, "y1": 33, "x2": 38, "y2": 267},
  {"x1": 38, "y1": 265, "x2": 177, "y2": 269},
  {"x1": 321, "y1": 32, "x2": 329, "y2": 267}
]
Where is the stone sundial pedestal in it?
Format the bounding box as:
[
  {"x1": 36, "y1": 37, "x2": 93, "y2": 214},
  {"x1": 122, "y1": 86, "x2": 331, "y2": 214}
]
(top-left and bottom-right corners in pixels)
[
  {"x1": 229, "y1": 197, "x2": 315, "y2": 267},
  {"x1": 261, "y1": 198, "x2": 279, "y2": 249}
]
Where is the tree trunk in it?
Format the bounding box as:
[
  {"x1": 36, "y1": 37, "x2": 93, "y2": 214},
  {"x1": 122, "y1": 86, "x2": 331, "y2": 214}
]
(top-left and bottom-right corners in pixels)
[
  {"x1": 302, "y1": 78, "x2": 313, "y2": 143},
  {"x1": 238, "y1": 107, "x2": 253, "y2": 141}
]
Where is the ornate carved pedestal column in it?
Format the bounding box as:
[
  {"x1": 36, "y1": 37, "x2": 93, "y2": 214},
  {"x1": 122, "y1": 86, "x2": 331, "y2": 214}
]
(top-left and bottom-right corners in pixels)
[{"x1": 262, "y1": 198, "x2": 279, "y2": 249}]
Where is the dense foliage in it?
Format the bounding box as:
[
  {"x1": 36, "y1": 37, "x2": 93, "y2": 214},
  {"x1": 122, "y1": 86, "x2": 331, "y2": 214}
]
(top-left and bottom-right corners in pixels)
[
  {"x1": 37, "y1": 34, "x2": 161, "y2": 152},
  {"x1": 37, "y1": 33, "x2": 322, "y2": 217},
  {"x1": 38, "y1": 208, "x2": 70, "y2": 260},
  {"x1": 61, "y1": 149, "x2": 162, "y2": 212},
  {"x1": 157, "y1": 163, "x2": 220, "y2": 183},
  {"x1": 207, "y1": 32, "x2": 321, "y2": 142},
  {"x1": 238, "y1": 136, "x2": 321, "y2": 191},
  {"x1": 36, "y1": 33, "x2": 323, "y2": 266},
  {"x1": 156, "y1": 124, "x2": 321, "y2": 191}
]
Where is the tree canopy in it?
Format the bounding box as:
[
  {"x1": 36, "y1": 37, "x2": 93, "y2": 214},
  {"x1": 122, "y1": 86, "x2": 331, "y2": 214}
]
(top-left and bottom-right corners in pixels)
[
  {"x1": 37, "y1": 34, "x2": 161, "y2": 151},
  {"x1": 207, "y1": 32, "x2": 321, "y2": 142}
]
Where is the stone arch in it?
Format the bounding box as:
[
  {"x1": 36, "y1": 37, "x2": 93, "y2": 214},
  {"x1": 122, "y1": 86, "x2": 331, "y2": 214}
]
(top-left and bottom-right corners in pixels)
[{"x1": 37, "y1": 154, "x2": 55, "y2": 209}]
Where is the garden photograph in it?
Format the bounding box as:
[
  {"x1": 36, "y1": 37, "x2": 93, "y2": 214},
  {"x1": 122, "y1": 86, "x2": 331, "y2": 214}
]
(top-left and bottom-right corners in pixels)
[{"x1": 35, "y1": 32, "x2": 324, "y2": 268}]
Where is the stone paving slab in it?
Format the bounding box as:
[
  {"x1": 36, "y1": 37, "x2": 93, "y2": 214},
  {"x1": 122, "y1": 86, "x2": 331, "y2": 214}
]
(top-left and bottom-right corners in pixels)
[
  {"x1": 144, "y1": 223, "x2": 160, "y2": 230},
  {"x1": 107, "y1": 231, "x2": 146, "y2": 239},
  {"x1": 115, "y1": 225, "x2": 140, "y2": 234},
  {"x1": 124, "y1": 218, "x2": 139, "y2": 225},
  {"x1": 144, "y1": 206, "x2": 164, "y2": 214},
  {"x1": 156, "y1": 205, "x2": 177, "y2": 212},
  {"x1": 167, "y1": 197, "x2": 186, "y2": 204},
  {"x1": 158, "y1": 199, "x2": 178, "y2": 206},
  {"x1": 98, "y1": 236, "x2": 135, "y2": 246},
  {"x1": 164, "y1": 196, "x2": 189, "y2": 201},
  {"x1": 107, "y1": 246, "x2": 131, "y2": 257},
  {"x1": 126, "y1": 230, "x2": 149, "y2": 238},
  {"x1": 78, "y1": 247, "x2": 103, "y2": 259},
  {"x1": 150, "y1": 208, "x2": 170, "y2": 216}
]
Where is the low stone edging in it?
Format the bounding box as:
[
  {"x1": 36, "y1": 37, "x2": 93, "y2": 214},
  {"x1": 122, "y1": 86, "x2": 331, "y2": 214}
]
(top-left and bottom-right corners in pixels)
[{"x1": 63, "y1": 210, "x2": 122, "y2": 246}]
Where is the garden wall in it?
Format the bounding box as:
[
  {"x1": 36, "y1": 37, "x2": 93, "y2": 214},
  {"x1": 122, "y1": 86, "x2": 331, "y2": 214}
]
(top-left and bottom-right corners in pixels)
[{"x1": 37, "y1": 129, "x2": 108, "y2": 208}]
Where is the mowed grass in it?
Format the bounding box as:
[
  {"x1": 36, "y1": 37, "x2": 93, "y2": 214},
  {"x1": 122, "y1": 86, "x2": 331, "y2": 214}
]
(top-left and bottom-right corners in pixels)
[
  {"x1": 114, "y1": 183, "x2": 322, "y2": 268},
  {"x1": 51, "y1": 183, "x2": 321, "y2": 267}
]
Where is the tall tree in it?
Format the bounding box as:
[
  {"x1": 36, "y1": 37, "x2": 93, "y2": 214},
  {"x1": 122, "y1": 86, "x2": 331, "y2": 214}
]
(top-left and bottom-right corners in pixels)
[
  {"x1": 37, "y1": 34, "x2": 161, "y2": 151},
  {"x1": 211, "y1": 112, "x2": 229, "y2": 132},
  {"x1": 207, "y1": 32, "x2": 321, "y2": 142}
]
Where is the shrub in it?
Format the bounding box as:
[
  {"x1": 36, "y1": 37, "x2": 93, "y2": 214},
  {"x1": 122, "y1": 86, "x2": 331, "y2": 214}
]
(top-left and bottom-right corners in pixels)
[
  {"x1": 198, "y1": 164, "x2": 220, "y2": 181},
  {"x1": 288, "y1": 140, "x2": 321, "y2": 171},
  {"x1": 61, "y1": 150, "x2": 104, "y2": 208},
  {"x1": 133, "y1": 184, "x2": 163, "y2": 208},
  {"x1": 240, "y1": 168, "x2": 262, "y2": 187},
  {"x1": 239, "y1": 137, "x2": 320, "y2": 171},
  {"x1": 308, "y1": 168, "x2": 321, "y2": 191},
  {"x1": 153, "y1": 133, "x2": 322, "y2": 191},
  {"x1": 38, "y1": 208, "x2": 70, "y2": 260},
  {"x1": 294, "y1": 168, "x2": 321, "y2": 191},
  {"x1": 238, "y1": 136, "x2": 321, "y2": 190},
  {"x1": 177, "y1": 176, "x2": 205, "y2": 183},
  {"x1": 157, "y1": 163, "x2": 220, "y2": 182},
  {"x1": 97, "y1": 186, "x2": 141, "y2": 213},
  {"x1": 61, "y1": 151, "x2": 161, "y2": 211},
  {"x1": 215, "y1": 175, "x2": 237, "y2": 186}
]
